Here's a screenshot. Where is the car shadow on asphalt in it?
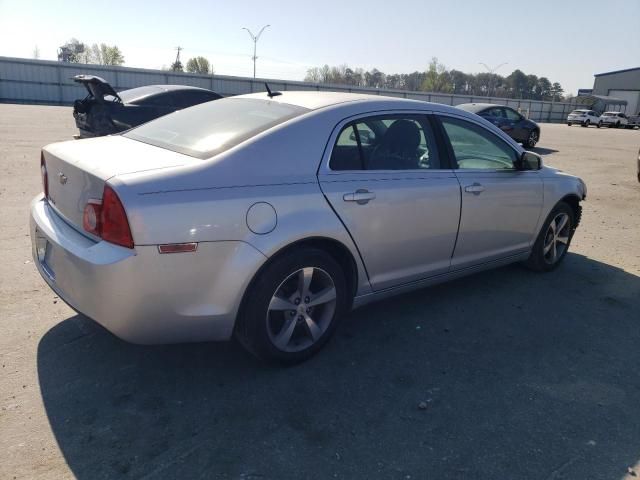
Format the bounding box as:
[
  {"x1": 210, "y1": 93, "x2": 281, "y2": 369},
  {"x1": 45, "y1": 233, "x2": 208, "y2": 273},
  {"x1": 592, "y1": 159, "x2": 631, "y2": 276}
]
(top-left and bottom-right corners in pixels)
[
  {"x1": 37, "y1": 253, "x2": 640, "y2": 479},
  {"x1": 531, "y1": 146, "x2": 559, "y2": 155}
]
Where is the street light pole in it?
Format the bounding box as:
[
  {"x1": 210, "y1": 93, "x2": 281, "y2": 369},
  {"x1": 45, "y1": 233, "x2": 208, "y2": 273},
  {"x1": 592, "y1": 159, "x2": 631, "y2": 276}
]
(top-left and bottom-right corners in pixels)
[
  {"x1": 242, "y1": 25, "x2": 270, "y2": 78},
  {"x1": 479, "y1": 62, "x2": 508, "y2": 97}
]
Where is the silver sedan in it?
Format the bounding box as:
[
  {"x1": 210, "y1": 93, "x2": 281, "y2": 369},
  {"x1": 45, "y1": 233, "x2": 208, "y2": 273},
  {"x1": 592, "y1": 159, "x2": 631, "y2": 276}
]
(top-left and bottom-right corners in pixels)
[{"x1": 30, "y1": 91, "x2": 587, "y2": 363}]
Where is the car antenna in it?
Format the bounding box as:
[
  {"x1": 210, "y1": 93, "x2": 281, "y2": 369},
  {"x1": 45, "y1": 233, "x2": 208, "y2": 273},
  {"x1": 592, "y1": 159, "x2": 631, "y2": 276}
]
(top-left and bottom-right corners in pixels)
[{"x1": 265, "y1": 82, "x2": 282, "y2": 98}]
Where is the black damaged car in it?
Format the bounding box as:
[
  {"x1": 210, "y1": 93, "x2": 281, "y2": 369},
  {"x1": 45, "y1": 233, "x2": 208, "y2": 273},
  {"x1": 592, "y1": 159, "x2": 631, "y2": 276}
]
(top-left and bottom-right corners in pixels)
[
  {"x1": 456, "y1": 103, "x2": 541, "y2": 148},
  {"x1": 72, "y1": 75, "x2": 222, "y2": 138}
]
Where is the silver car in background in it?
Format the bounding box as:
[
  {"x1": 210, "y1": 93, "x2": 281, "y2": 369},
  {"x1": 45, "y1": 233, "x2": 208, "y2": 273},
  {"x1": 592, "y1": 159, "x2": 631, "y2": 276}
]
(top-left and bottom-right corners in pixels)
[{"x1": 30, "y1": 92, "x2": 586, "y2": 363}]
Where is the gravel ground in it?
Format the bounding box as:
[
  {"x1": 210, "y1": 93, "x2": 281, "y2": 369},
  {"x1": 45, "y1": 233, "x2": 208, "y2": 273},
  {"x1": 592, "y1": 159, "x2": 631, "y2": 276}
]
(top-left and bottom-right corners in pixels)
[{"x1": 1, "y1": 104, "x2": 639, "y2": 480}]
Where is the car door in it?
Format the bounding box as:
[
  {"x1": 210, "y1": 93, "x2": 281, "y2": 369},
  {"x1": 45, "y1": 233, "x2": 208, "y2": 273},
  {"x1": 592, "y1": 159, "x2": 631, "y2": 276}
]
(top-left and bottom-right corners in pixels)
[
  {"x1": 318, "y1": 113, "x2": 461, "y2": 291},
  {"x1": 436, "y1": 114, "x2": 543, "y2": 269},
  {"x1": 502, "y1": 107, "x2": 528, "y2": 142}
]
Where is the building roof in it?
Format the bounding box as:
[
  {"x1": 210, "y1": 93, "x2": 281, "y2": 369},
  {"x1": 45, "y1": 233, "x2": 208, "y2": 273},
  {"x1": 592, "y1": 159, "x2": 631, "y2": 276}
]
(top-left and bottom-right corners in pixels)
[
  {"x1": 574, "y1": 94, "x2": 627, "y2": 107},
  {"x1": 594, "y1": 67, "x2": 640, "y2": 77}
]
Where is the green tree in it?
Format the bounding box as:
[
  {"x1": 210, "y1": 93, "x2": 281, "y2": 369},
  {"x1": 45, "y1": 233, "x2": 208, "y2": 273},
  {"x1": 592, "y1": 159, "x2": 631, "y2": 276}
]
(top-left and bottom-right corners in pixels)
[
  {"x1": 170, "y1": 60, "x2": 183, "y2": 72},
  {"x1": 421, "y1": 57, "x2": 452, "y2": 93},
  {"x1": 506, "y1": 69, "x2": 528, "y2": 98},
  {"x1": 89, "y1": 43, "x2": 125, "y2": 65},
  {"x1": 550, "y1": 82, "x2": 564, "y2": 101},
  {"x1": 535, "y1": 77, "x2": 552, "y2": 100},
  {"x1": 186, "y1": 56, "x2": 212, "y2": 74}
]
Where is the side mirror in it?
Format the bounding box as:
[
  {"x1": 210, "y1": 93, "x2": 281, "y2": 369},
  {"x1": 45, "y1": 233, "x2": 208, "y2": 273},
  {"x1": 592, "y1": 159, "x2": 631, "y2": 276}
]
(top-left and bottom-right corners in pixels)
[{"x1": 516, "y1": 151, "x2": 542, "y2": 171}]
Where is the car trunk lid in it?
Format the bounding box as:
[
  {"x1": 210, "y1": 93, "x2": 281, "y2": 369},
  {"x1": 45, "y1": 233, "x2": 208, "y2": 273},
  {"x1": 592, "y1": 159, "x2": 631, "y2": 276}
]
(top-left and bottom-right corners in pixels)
[
  {"x1": 73, "y1": 75, "x2": 121, "y2": 103},
  {"x1": 43, "y1": 135, "x2": 197, "y2": 233}
]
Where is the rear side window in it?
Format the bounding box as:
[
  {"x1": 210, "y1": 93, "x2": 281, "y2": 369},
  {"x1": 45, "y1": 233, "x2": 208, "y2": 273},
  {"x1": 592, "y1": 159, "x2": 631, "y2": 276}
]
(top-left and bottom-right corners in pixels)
[
  {"x1": 481, "y1": 107, "x2": 505, "y2": 118},
  {"x1": 439, "y1": 116, "x2": 518, "y2": 170},
  {"x1": 124, "y1": 98, "x2": 309, "y2": 159},
  {"x1": 330, "y1": 115, "x2": 441, "y2": 171}
]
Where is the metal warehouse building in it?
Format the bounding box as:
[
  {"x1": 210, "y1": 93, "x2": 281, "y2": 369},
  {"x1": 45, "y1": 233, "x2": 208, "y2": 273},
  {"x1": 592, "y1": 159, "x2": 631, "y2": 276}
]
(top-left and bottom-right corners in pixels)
[{"x1": 592, "y1": 67, "x2": 640, "y2": 115}]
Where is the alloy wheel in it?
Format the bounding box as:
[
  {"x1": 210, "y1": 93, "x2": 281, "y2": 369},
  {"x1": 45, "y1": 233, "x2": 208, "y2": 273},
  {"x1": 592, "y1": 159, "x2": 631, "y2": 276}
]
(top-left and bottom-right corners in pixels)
[
  {"x1": 528, "y1": 130, "x2": 538, "y2": 147},
  {"x1": 543, "y1": 213, "x2": 571, "y2": 265},
  {"x1": 266, "y1": 267, "x2": 337, "y2": 352}
]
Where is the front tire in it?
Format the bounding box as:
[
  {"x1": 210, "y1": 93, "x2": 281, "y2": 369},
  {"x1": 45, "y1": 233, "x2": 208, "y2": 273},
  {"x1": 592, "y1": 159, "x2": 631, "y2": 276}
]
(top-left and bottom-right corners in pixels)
[
  {"x1": 582, "y1": 120, "x2": 590, "y2": 127},
  {"x1": 567, "y1": 122, "x2": 572, "y2": 126},
  {"x1": 235, "y1": 248, "x2": 348, "y2": 364},
  {"x1": 525, "y1": 202, "x2": 575, "y2": 272},
  {"x1": 524, "y1": 129, "x2": 539, "y2": 148},
  {"x1": 597, "y1": 121, "x2": 602, "y2": 128}
]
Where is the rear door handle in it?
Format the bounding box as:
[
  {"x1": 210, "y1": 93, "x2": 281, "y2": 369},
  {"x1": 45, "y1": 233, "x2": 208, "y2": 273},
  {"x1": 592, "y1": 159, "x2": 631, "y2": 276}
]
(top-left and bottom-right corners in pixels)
[
  {"x1": 464, "y1": 183, "x2": 485, "y2": 195},
  {"x1": 343, "y1": 189, "x2": 376, "y2": 204}
]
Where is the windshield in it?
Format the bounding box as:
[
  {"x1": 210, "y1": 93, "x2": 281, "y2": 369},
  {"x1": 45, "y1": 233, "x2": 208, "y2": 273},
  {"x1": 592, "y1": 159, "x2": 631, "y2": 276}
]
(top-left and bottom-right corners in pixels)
[
  {"x1": 118, "y1": 86, "x2": 163, "y2": 104},
  {"x1": 570, "y1": 110, "x2": 587, "y2": 114},
  {"x1": 124, "y1": 97, "x2": 310, "y2": 159},
  {"x1": 602, "y1": 112, "x2": 618, "y2": 116}
]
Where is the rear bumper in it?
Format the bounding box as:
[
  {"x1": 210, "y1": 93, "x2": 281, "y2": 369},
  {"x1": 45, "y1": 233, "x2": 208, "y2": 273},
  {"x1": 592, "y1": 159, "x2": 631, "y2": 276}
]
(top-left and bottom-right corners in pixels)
[{"x1": 30, "y1": 195, "x2": 267, "y2": 344}]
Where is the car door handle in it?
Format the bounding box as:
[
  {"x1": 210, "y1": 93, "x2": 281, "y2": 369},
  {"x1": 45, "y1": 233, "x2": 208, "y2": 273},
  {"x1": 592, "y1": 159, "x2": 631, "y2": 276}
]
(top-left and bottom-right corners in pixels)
[
  {"x1": 464, "y1": 183, "x2": 485, "y2": 195},
  {"x1": 343, "y1": 189, "x2": 376, "y2": 204}
]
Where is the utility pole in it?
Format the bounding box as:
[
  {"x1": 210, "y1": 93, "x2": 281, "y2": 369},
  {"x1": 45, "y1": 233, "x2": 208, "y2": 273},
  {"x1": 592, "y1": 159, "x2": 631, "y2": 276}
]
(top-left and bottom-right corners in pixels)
[
  {"x1": 479, "y1": 62, "x2": 508, "y2": 97},
  {"x1": 175, "y1": 46, "x2": 183, "y2": 64},
  {"x1": 242, "y1": 25, "x2": 270, "y2": 78}
]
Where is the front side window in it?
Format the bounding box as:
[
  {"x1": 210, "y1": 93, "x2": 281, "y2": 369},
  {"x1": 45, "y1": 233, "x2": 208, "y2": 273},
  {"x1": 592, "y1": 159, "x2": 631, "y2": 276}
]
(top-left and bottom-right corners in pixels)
[
  {"x1": 504, "y1": 108, "x2": 522, "y2": 121},
  {"x1": 439, "y1": 116, "x2": 518, "y2": 170},
  {"x1": 330, "y1": 115, "x2": 440, "y2": 171}
]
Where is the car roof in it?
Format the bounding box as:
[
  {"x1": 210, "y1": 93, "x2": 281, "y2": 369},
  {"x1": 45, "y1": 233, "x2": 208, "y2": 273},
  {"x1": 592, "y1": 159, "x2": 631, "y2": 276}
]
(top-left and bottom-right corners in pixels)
[
  {"x1": 456, "y1": 103, "x2": 504, "y2": 113},
  {"x1": 237, "y1": 90, "x2": 464, "y2": 113}
]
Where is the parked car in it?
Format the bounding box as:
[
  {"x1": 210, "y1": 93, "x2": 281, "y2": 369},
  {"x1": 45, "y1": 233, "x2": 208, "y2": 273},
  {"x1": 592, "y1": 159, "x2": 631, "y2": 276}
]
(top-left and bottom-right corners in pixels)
[
  {"x1": 72, "y1": 75, "x2": 222, "y2": 138},
  {"x1": 628, "y1": 113, "x2": 640, "y2": 129},
  {"x1": 456, "y1": 103, "x2": 540, "y2": 148},
  {"x1": 31, "y1": 92, "x2": 586, "y2": 363},
  {"x1": 600, "y1": 111, "x2": 629, "y2": 128},
  {"x1": 566, "y1": 109, "x2": 602, "y2": 127}
]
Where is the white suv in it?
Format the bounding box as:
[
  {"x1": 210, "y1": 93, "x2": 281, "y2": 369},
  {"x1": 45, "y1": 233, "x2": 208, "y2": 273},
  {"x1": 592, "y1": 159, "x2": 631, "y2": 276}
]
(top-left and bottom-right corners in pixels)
[
  {"x1": 567, "y1": 109, "x2": 602, "y2": 128},
  {"x1": 600, "y1": 111, "x2": 629, "y2": 128}
]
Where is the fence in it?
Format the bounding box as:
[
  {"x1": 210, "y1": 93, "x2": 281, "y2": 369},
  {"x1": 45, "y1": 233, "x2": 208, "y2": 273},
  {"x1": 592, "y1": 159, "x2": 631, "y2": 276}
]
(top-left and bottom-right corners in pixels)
[{"x1": 0, "y1": 56, "x2": 581, "y2": 123}]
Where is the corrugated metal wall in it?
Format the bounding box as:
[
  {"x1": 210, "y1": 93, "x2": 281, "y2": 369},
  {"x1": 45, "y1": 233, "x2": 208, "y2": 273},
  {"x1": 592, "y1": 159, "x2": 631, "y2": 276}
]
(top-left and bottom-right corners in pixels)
[{"x1": 0, "y1": 56, "x2": 581, "y2": 122}]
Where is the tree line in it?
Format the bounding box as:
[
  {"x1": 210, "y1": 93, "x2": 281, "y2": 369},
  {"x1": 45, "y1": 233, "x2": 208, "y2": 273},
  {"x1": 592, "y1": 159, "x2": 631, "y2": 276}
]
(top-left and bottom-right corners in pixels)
[
  {"x1": 56, "y1": 39, "x2": 214, "y2": 75},
  {"x1": 305, "y1": 58, "x2": 566, "y2": 101}
]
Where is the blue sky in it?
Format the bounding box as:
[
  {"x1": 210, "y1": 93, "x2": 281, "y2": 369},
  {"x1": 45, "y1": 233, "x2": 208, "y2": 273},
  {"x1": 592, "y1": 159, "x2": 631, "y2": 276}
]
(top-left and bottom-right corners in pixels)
[{"x1": 1, "y1": 0, "x2": 638, "y2": 94}]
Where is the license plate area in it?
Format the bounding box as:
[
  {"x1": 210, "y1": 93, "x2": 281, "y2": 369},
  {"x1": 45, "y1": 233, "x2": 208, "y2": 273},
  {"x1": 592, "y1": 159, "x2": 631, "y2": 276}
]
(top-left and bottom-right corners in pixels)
[{"x1": 35, "y1": 231, "x2": 55, "y2": 280}]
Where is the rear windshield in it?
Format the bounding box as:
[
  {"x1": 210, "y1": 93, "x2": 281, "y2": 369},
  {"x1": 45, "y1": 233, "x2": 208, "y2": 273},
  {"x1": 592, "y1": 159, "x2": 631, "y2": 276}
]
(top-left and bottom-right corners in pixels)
[
  {"x1": 602, "y1": 112, "x2": 618, "y2": 116},
  {"x1": 570, "y1": 110, "x2": 587, "y2": 114},
  {"x1": 118, "y1": 86, "x2": 163, "y2": 104},
  {"x1": 124, "y1": 97, "x2": 310, "y2": 159}
]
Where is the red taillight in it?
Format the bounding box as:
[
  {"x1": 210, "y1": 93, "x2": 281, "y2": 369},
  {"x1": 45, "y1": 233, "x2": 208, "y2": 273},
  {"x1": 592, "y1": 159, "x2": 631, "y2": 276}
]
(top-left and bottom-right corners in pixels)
[
  {"x1": 40, "y1": 151, "x2": 48, "y2": 198},
  {"x1": 82, "y1": 185, "x2": 134, "y2": 249},
  {"x1": 101, "y1": 186, "x2": 134, "y2": 248}
]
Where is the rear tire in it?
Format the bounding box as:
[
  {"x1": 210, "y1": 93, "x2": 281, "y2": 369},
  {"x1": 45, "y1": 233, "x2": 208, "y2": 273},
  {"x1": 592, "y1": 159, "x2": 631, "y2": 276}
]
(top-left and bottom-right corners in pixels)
[
  {"x1": 235, "y1": 248, "x2": 348, "y2": 364},
  {"x1": 524, "y1": 202, "x2": 576, "y2": 272},
  {"x1": 567, "y1": 122, "x2": 572, "y2": 126},
  {"x1": 597, "y1": 121, "x2": 602, "y2": 128}
]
